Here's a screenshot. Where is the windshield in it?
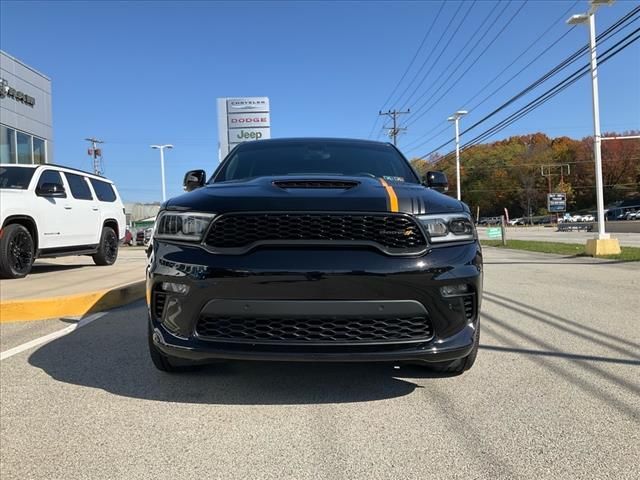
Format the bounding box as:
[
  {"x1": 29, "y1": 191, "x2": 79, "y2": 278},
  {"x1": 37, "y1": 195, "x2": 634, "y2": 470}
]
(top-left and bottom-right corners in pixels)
[
  {"x1": 0, "y1": 166, "x2": 36, "y2": 190},
  {"x1": 213, "y1": 141, "x2": 419, "y2": 183}
]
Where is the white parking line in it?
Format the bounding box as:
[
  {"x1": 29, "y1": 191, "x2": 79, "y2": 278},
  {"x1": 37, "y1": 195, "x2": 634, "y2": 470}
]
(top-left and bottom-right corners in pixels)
[{"x1": 0, "y1": 312, "x2": 107, "y2": 361}]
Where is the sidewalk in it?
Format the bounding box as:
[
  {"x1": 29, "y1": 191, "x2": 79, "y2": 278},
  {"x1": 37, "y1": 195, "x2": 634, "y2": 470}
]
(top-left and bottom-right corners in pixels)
[{"x1": 0, "y1": 247, "x2": 147, "y2": 322}]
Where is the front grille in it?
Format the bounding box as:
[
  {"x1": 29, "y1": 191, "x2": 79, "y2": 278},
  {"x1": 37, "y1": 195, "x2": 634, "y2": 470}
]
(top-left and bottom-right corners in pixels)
[
  {"x1": 273, "y1": 180, "x2": 359, "y2": 189},
  {"x1": 204, "y1": 213, "x2": 427, "y2": 254},
  {"x1": 463, "y1": 295, "x2": 474, "y2": 320},
  {"x1": 153, "y1": 291, "x2": 167, "y2": 320},
  {"x1": 196, "y1": 315, "x2": 433, "y2": 344}
]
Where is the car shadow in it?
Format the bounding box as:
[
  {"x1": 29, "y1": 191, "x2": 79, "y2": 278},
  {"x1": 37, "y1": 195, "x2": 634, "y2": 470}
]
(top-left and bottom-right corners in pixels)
[{"x1": 28, "y1": 303, "x2": 450, "y2": 405}]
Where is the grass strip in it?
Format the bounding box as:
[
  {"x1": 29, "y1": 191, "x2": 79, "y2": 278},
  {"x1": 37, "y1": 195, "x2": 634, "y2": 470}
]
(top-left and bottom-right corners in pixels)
[{"x1": 481, "y1": 240, "x2": 640, "y2": 261}]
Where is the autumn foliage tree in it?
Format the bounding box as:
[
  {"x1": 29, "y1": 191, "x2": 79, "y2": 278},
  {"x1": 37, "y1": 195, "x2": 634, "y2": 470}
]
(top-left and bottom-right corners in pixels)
[{"x1": 410, "y1": 131, "x2": 640, "y2": 217}]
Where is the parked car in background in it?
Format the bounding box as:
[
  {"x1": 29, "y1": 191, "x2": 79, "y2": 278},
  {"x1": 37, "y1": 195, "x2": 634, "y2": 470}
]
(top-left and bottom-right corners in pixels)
[
  {"x1": 478, "y1": 216, "x2": 501, "y2": 226},
  {"x1": 0, "y1": 164, "x2": 126, "y2": 279},
  {"x1": 136, "y1": 227, "x2": 153, "y2": 246},
  {"x1": 508, "y1": 217, "x2": 525, "y2": 226},
  {"x1": 582, "y1": 214, "x2": 595, "y2": 222},
  {"x1": 624, "y1": 210, "x2": 638, "y2": 220},
  {"x1": 122, "y1": 229, "x2": 134, "y2": 246}
]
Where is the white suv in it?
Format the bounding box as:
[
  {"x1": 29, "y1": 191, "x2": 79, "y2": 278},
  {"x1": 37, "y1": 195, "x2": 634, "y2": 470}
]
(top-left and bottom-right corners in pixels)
[{"x1": 0, "y1": 164, "x2": 126, "y2": 279}]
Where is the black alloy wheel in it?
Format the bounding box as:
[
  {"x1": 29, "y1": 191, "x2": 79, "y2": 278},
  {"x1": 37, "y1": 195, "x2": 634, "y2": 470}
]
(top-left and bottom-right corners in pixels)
[
  {"x1": 104, "y1": 230, "x2": 118, "y2": 263},
  {"x1": 0, "y1": 224, "x2": 35, "y2": 279},
  {"x1": 93, "y1": 226, "x2": 119, "y2": 266}
]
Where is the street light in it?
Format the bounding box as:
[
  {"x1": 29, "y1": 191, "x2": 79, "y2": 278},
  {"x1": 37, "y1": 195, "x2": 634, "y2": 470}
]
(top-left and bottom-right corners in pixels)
[
  {"x1": 150, "y1": 144, "x2": 173, "y2": 202},
  {"x1": 447, "y1": 110, "x2": 468, "y2": 201},
  {"x1": 566, "y1": 0, "x2": 620, "y2": 256}
]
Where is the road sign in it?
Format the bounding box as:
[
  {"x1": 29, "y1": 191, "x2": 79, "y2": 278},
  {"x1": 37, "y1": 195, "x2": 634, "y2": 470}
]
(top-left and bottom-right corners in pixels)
[
  {"x1": 548, "y1": 193, "x2": 567, "y2": 213},
  {"x1": 487, "y1": 227, "x2": 502, "y2": 239}
]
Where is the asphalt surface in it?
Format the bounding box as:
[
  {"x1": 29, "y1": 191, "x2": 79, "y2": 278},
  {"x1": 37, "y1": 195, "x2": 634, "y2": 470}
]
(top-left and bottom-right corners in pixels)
[{"x1": 1, "y1": 247, "x2": 638, "y2": 479}]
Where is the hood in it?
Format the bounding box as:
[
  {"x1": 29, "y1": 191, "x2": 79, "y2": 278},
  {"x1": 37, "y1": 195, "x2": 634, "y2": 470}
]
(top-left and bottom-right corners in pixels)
[{"x1": 165, "y1": 175, "x2": 464, "y2": 215}]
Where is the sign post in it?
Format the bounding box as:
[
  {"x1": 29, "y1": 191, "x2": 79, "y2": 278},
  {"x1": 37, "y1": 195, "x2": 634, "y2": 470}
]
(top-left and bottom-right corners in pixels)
[
  {"x1": 547, "y1": 193, "x2": 567, "y2": 213},
  {"x1": 217, "y1": 97, "x2": 271, "y2": 161}
]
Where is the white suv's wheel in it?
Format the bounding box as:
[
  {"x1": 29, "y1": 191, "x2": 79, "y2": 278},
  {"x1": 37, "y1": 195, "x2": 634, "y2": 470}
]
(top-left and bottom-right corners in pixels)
[
  {"x1": 92, "y1": 226, "x2": 118, "y2": 266},
  {"x1": 0, "y1": 224, "x2": 35, "y2": 279}
]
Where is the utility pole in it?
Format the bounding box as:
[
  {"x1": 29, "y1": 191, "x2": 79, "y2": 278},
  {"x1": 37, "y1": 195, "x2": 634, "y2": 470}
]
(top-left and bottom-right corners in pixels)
[
  {"x1": 85, "y1": 137, "x2": 104, "y2": 175},
  {"x1": 541, "y1": 164, "x2": 571, "y2": 193},
  {"x1": 567, "y1": 0, "x2": 620, "y2": 255},
  {"x1": 448, "y1": 110, "x2": 468, "y2": 201},
  {"x1": 379, "y1": 109, "x2": 410, "y2": 146}
]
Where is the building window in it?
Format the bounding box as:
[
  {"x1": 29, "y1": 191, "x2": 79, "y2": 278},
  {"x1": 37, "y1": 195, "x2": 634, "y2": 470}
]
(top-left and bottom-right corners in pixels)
[
  {"x1": 16, "y1": 131, "x2": 32, "y2": 164},
  {"x1": 0, "y1": 126, "x2": 17, "y2": 163},
  {"x1": 33, "y1": 137, "x2": 46, "y2": 164}
]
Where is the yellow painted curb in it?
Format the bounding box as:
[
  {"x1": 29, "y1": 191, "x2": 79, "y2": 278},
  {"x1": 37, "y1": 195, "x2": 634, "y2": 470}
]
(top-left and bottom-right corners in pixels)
[{"x1": 0, "y1": 280, "x2": 145, "y2": 323}]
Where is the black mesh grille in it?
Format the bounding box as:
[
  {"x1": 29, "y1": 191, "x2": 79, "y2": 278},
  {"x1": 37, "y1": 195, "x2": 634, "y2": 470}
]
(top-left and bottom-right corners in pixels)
[
  {"x1": 204, "y1": 213, "x2": 427, "y2": 254},
  {"x1": 273, "y1": 180, "x2": 359, "y2": 189},
  {"x1": 153, "y1": 291, "x2": 167, "y2": 320},
  {"x1": 463, "y1": 295, "x2": 474, "y2": 320},
  {"x1": 196, "y1": 315, "x2": 433, "y2": 344}
]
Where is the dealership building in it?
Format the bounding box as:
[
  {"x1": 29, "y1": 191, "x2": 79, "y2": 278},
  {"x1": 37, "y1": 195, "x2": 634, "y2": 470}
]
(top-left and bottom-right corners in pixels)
[{"x1": 0, "y1": 50, "x2": 53, "y2": 164}]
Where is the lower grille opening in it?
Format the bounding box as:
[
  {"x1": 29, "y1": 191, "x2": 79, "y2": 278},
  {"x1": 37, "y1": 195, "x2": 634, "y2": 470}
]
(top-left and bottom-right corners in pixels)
[
  {"x1": 196, "y1": 315, "x2": 433, "y2": 345},
  {"x1": 463, "y1": 295, "x2": 474, "y2": 320},
  {"x1": 153, "y1": 291, "x2": 167, "y2": 320}
]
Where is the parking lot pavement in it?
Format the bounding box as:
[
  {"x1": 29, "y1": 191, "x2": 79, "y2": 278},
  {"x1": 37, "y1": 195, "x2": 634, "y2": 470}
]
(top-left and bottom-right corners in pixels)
[
  {"x1": 0, "y1": 247, "x2": 638, "y2": 480},
  {"x1": 0, "y1": 247, "x2": 147, "y2": 302},
  {"x1": 479, "y1": 225, "x2": 640, "y2": 247}
]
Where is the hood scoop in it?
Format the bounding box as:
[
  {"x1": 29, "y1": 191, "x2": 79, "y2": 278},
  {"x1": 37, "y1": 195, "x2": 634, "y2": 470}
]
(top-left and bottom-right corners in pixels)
[{"x1": 273, "y1": 180, "x2": 360, "y2": 190}]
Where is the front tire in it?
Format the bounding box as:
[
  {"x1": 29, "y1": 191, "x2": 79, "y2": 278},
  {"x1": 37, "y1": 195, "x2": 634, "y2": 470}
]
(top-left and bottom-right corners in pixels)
[
  {"x1": 93, "y1": 226, "x2": 118, "y2": 266},
  {"x1": 0, "y1": 224, "x2": 35, "y2": 279}
]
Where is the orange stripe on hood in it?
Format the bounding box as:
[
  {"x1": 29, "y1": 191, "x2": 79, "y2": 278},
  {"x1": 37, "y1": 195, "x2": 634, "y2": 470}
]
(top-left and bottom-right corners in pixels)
[{"x1": 379, "y1": 178, "x2": 399, "y2": 212}]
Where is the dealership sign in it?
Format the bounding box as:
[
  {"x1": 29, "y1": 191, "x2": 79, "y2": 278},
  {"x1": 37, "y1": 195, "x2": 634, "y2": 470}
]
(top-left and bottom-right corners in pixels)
[
  {"x1": 547, "y1": 193, "x2": 567, "y2": 213},
  {"x1": 0, "y1": 78, "x2": 35, "y2": 107},
  {"x1": 217, "y1": 97, "x2": 270, "y2": 160}
]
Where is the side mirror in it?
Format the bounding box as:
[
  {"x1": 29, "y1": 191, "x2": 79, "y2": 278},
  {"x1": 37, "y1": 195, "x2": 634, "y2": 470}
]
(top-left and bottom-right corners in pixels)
[
  {"x1": 36, "y1": 182, "x2": 66, "y2": 197},
  {"x1": 183, "y1": 169, "x2": 206, "y2": 192},
  {"x1": 424, "y1": 171, "x2": 448, "y2": 193}
]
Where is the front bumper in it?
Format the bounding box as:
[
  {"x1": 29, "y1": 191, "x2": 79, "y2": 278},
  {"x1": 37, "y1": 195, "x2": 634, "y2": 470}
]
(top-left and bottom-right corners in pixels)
[{"x1": 147, "y1": 241, "x2": 483, "y2": 363}]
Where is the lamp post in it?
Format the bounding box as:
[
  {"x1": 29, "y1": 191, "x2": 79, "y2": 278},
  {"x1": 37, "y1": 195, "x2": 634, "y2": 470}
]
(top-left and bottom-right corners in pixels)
[
  {"x1": 567, "y1": 0, "x2": 620, "y2": 255},
  {"x1": 150, "y1": 144, "x2": 173, "y2": 202},
  {"x1": 447, "y1": 110, "x2": 468, "y2": 201}
]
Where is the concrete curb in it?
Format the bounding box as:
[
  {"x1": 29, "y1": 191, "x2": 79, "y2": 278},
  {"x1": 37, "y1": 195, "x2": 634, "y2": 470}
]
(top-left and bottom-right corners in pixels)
[{"x1": 0, "y1": 280, "x2": 146, "y2": 323}]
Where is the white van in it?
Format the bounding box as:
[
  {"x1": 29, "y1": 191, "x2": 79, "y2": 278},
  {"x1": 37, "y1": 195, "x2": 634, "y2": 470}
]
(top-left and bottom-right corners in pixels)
[{"x1": 0, "y1": 164, "x2": 126, "y2": 278}]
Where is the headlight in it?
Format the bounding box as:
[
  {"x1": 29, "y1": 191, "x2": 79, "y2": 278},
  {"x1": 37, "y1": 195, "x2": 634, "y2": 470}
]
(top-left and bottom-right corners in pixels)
[
  {"x1": 154, "y1": 212, "x2": 215, "y2": 241},
  {"x1": 417, "y1": 213, "x2": 476, "y2": 243}
]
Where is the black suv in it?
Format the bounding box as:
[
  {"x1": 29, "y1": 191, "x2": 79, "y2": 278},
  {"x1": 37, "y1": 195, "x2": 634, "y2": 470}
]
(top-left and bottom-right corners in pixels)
[{"x1": 147, "y1": 138, "x2": 482, "y2": 374}]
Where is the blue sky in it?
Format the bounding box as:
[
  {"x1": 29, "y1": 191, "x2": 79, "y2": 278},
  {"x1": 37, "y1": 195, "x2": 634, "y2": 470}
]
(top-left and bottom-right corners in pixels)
[{"x1": 1, "y1": 0, "x2": 638, "y2": 202}]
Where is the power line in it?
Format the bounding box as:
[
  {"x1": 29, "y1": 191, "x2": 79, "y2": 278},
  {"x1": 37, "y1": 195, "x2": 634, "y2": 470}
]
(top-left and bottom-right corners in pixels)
[
  {"x1": 464, "y1": 183, "x2": 638, "y2": 194},
  {"x1": 399, "y1": 0, "x2": 479, "y2": 112},
  {"x1": 380, "y1": 2, "x2": 446, "y2": 112},
  {"x1": 416, "y1": 13, "x2": 640, "y2": 160},
  {"x1": 403, "y1": 1, "x2": 580, "y2": 151},
  {"x1": 455, "y1": 27, "x2": 640, "y2": 154},
  {"x1": 405, "y1": 0, "x2": 524, "y2": 125},
  {"x1": 405, "y1": 3, "x2": 639, "y2": 154},
  {"x1": 367, "y1": 2, "x2": 446, "y2": 140},
  {"x1": 390, "y1": 1, "x2": 467, "y2": 115}
]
